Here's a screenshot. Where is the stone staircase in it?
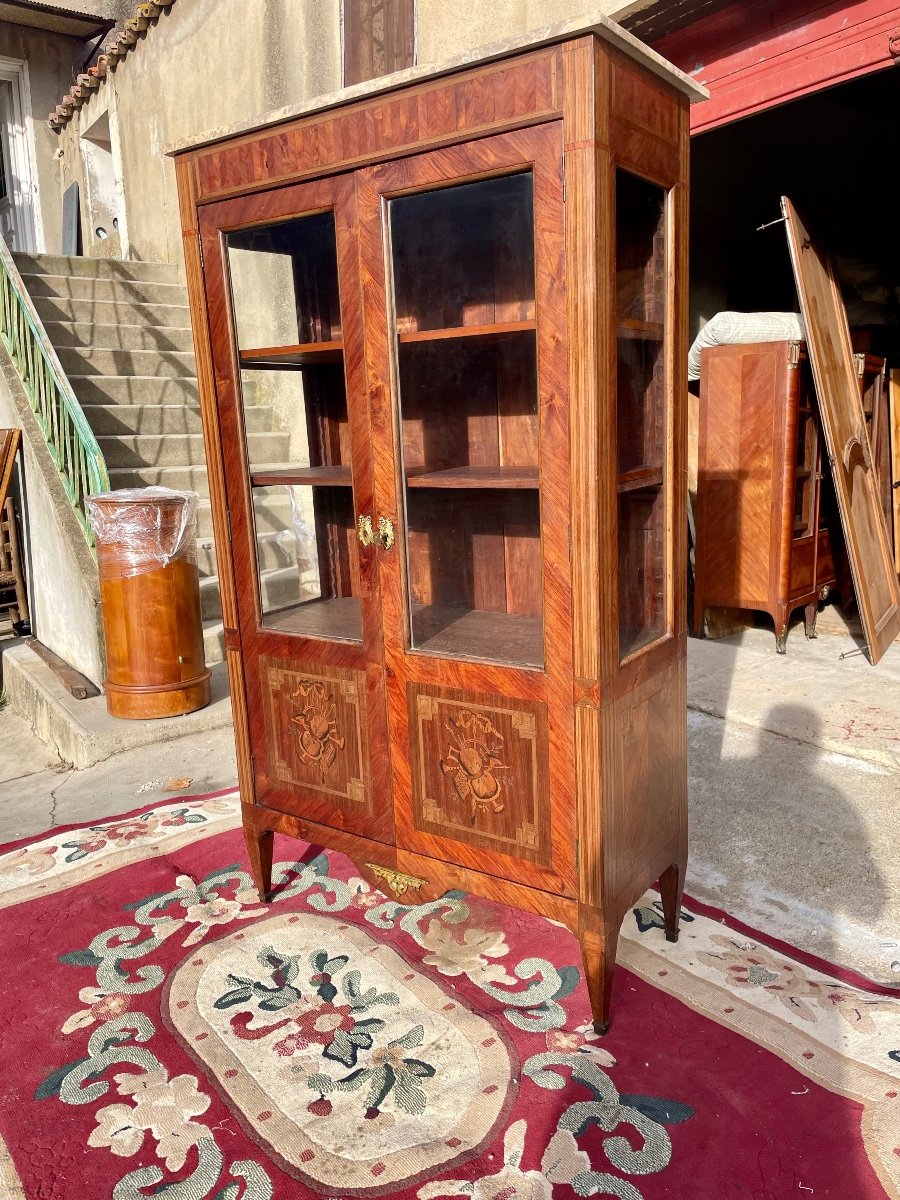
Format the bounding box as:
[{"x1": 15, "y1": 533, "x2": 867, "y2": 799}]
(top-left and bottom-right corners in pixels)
[{"x1": 13, "y1": 252, "x2": 299, "y2": 667}]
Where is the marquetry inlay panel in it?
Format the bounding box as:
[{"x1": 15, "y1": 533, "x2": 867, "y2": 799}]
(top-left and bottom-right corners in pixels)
[
  {"x1": 261, "y1": 657, "x2": 367, "y2": 808},
  {"x1": 408, "y1": 683, "x2": 550, "y2": 865}
]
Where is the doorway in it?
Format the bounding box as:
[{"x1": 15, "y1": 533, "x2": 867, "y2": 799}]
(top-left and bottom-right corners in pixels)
[{"x1": 0, "y1": 60, "x2": 40, "y2": 252}]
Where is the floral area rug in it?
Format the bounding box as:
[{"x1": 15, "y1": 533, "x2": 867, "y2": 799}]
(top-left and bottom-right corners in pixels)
[{"x1": 0, "y1": 790, "x2": 898, "y2": 1199}]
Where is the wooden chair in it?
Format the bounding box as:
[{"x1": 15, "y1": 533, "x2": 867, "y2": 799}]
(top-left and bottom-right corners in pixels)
[{"x1": 0, "y1": 430, "x2": 29, "y2": 635}]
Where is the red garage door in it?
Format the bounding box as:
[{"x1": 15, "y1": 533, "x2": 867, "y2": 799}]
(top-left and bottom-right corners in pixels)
[{"x1": 654, "y1": 0, "x2": 900, "y2": 134}]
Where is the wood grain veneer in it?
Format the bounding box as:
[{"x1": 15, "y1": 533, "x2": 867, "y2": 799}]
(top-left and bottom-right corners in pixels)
[{"x1": 174, "y1": 34, "x2": 690, "y2": 1033}]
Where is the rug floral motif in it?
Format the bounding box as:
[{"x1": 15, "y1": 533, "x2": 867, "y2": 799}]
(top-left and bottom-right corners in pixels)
[{"x1": 0, "y1": 790, "x2": 897, "y2": 1199}]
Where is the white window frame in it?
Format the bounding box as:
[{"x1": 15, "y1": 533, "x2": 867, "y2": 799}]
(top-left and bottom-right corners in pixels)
[{"x1": 0, "y1": 55, "x2": 44, "y2": 253}]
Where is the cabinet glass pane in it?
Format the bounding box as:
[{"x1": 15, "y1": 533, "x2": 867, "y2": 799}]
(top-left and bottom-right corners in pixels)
[
  {"x1": 225, "y1": 213, "x2": 360, "y2": 642},
  {"x1": 388, "y1": 172, "x2": 543, "y2": 668},
  {"x1": 616, "y1": 170, "x2": 667, "y2": 659},
  {"x1": 794, "y1": 408, "x2": 817, "y2": 539},
  {"x1": 251, "y1": 484, "x2": 361, "y2": 641}
]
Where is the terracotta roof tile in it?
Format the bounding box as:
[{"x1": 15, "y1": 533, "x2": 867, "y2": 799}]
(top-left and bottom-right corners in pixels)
[{"x1": 49, "y1": 0, "x2": 177, "y2": 130}]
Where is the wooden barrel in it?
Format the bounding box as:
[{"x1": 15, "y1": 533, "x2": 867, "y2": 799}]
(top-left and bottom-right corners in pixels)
[{"x1": 88, "y1": 490, "x2": 210, "y2": 719}]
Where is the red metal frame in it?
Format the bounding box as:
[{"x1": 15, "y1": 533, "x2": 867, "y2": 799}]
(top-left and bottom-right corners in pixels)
[{"x1": 655, "y1": 0, "x2": 900, "y2": 134}]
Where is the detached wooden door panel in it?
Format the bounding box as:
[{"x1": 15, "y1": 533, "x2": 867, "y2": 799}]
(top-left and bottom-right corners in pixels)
[
  {"x1": 357, "y1": 124, "x2": 576, "y2": 896},
  {"x1": 199, "y1": 175, "x2": 393, "y2": 842},
  {"x1": 782, "y1": 196, "x2": 900, "y2": 663}
]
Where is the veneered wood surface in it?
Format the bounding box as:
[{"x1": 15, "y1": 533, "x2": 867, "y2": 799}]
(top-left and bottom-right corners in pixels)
[
  {"x1": 694, "y1": 341, "x2": 837, "y2": 639},
  {"x1": 92, "y1": 494, "x2": 210, "y2": 719},
  {"x1": 191, "y1": 48, "x2": 563, "y2": 204},
  {"x1": 357, "y1": 123, "x2": 576, "y2": 898},
  {"x1": 174, "y1": 36, "x2": 691, "y2": 1031},
  {"x1": 198, "y1": 173, "x2": 395, "y2": 844},
  {"x1": 782, "y1": 196, "x2": 900, "y2": 663}
]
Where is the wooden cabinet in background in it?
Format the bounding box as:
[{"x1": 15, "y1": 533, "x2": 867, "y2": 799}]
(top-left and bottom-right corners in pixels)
[
  {"x1": 694, "y1": 340, "x2": 837, "y2": 652},
  {"x1": 172, "y1": 25, "x2": 701, "y2": 1031}
]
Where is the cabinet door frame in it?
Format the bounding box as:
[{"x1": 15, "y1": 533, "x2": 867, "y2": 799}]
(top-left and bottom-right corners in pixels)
[
  {"x1": 356, "y1": 123, "x2": 576, "y2": 897},
  {"x1": 198, "y1": 173, "x2": 394, "y2": 844}
]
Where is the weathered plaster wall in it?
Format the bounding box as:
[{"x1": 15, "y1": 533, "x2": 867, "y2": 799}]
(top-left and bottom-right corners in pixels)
[
  {"x1": 0, "y1": 22, "x2": 83, "y2": 253},
  {"x1": 56, "y1": 0, "x2": 646, "y2": 266},
  {"x1": 0, "y1": 358, "x2": 104, "y2": 686},
  {"x1": 60, "y1": 0, "x2": 342, "y2": 265},
  {"x1": 415, "y1": 0, "x2": 643, "y2": 64}
]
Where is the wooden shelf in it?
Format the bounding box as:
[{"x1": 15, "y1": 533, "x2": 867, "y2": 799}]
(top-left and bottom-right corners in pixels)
[
  {"x1": 616, "y1": 318, "x2": 664, "y2": 341},
  {"x1": 406, "y1": 465, "x2": 539, "y2": 490},
  {"x1": 262, "y1": 595, "x2": 362, "y2": 642},
  {"x1": 240, "y1": 340, "x2": 343, "y2": 367},
  {"x1": 411, "y1": 604, "x2": 543, "y2": 669},
  {"x1": 397, "y1": 320, "x2": 536, "y2": 345},
  {"x1": 617, "y1": 466, "x2": 663, "y2": 493},
  {"x1": 251, "y1": 465, "x2": 352, "y2": 488}
]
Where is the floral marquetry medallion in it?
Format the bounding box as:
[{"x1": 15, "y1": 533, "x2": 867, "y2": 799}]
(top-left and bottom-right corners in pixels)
[
  {"x1": 167, "y1": 912, "x2": 514, "y2": 1190},
  {"x1": 408, "y1": 684, "x2": 550, "y2": 865},
  {"x1": 261, "y1": 657, "x2": 367, "y2": 808}
]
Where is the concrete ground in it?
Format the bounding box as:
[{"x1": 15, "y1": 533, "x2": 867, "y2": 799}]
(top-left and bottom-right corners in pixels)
[{"x1": 1, "y1": 611, "x2": 897, "y2": 984}]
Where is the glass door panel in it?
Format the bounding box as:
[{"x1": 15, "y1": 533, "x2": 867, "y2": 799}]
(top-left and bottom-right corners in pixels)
[
  {"x1": 226, "y1": 213, "x2": 362, "y2": 642},
  {"x1": 615, "y1": 169, "x2": 668, "y2": 659},
  {"x1": 387, "y1": 171, "x2": 543, "y2": 668}
]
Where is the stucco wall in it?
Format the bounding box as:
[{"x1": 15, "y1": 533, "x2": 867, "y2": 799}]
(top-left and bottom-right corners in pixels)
[
  {"x1": 56, "y1": 0, "x2": 642, "y2": 266},
  {"x1": 0, "y1": 22, "x2": 83, "y2": 253},
  {"x1": 61, "y1": 0, "x2": 342, "y2": 265}
]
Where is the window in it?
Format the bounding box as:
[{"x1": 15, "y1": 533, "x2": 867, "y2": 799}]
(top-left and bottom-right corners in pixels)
[{"x1": 343, "y1": 0, "x2": 415, "y2": 87}]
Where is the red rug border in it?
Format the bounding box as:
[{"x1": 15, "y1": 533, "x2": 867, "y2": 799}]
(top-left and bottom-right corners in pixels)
[{"x1": 3, "y1": 790, "x2": 897, "y2": 1002}]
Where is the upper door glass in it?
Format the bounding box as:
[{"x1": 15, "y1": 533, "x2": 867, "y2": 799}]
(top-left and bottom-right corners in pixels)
[
  {"x1": 387, "y1": 172, "x2": 543, "y2": 669},
  {"x1": 615, "y1": 170, "x2": 669, "y2": 659},
  {"x1": 226, "y1": 213, "x2": 361, "y2": 643}
]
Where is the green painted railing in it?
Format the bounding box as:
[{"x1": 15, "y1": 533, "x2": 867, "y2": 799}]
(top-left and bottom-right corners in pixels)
[{"x1": 0, "y1": 235, "x2": 108, "y2": 546}]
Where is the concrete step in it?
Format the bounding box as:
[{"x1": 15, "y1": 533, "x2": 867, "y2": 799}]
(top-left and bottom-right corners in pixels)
[
  {"x1": 69, "y1": 376, "x2": 199, "y2": 405},
  {"x1": 33, "y1": 295, "x2": 192, "y2": 327},
  {"x1": 13, "y1": 252, "x2": 183, "y2": 284},
  {"x1": 200, "y1": 564, "x2": 307, "y2": 621},
  {"x1": 195, "y1": 529, "x2": 295, "y2": 578},
  {"x1": 19, "y1": 272, "x2": 188, "y2": 305},
  {"x1": 83, "y1": 403, "x2": 274, "y2": 436},
  {"x1": 197, "y1": 495, "x2": 294, "y2": 537},
  {"x1": 57, "y1": 346, "x2": 196, "y2": 379},
  {"x1": 108, "y1": 463, "x2": 211, "y2": 492},
  {"x1": 98, "y1": 431, "x2": 288, "y2": 469},
  {"x1": 44, "y1": 320, "x2": 195, "y2": 352},
  {"x1": 1, "y1": 642, "x2": 232, "y2": 770},
  {"x1": 203, "y1": 619, "x2": 225, "y2": 664}
]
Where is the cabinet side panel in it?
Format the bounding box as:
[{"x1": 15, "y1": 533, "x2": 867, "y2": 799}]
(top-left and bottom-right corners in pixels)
[
  {"x1": 175, "y1": 155, "x2": 255, "y2": 808},
  {"x1": 601, "y1": 653, "x2": 686, "y2": 915}
]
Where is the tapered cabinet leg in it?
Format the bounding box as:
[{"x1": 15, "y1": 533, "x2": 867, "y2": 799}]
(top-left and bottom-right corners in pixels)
[
  {"x1": 774, "y1": 603, "x2": 790, "y2": 654},
  {"x1": 578, "y1": 910, "x2": 618, "y2": 1036},
  {"x1": 659, "y1": 858, "x2": 686, "y2": 944},
  {"x1": 244, "y1": 817, "x2": 274, "y2": 902},
  {"x1": 804, "y1": 601, "x2": 818, "y2": 639}
]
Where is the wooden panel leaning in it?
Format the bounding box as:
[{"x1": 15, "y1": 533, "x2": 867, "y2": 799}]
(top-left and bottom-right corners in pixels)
[{"x1": 170, "y1": 19, "x2": 704, "y2": 1032}]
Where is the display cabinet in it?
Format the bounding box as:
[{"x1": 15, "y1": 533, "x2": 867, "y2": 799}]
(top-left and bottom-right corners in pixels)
[{"x1": 172, "y1": 23, "x2": 701, "y2": 1030}]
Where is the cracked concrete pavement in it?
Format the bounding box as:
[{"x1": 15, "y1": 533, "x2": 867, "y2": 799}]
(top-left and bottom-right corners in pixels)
[{"x1": 0, "y1": 705, "x2": 237, "y2": 840}]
